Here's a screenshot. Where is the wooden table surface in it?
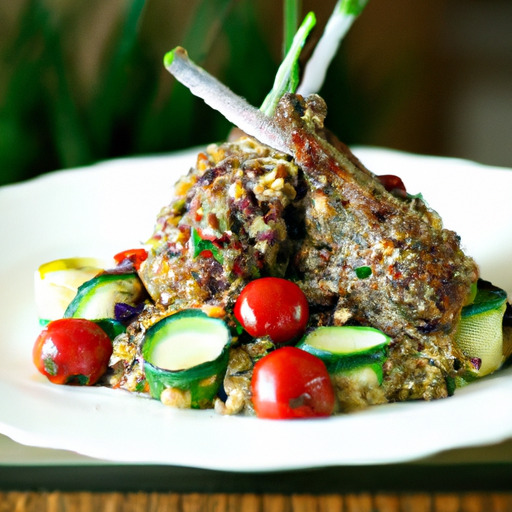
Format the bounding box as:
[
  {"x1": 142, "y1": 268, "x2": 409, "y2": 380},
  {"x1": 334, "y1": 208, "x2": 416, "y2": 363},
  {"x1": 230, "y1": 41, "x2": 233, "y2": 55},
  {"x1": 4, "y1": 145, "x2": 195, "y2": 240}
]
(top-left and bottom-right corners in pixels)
[
  {"x1": 1, "y1": 492, "x2": 512, "y2": 511},
  {"x1": 2, "y1": 436, "x2": 511, "y2": 511}
]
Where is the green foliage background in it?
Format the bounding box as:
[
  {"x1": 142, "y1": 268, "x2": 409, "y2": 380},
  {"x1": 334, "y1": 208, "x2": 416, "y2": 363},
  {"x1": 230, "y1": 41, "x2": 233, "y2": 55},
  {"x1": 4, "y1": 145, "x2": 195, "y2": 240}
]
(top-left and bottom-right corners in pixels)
[{"x1": 0, "y1": 0, "x2": 408, "y2": 186}]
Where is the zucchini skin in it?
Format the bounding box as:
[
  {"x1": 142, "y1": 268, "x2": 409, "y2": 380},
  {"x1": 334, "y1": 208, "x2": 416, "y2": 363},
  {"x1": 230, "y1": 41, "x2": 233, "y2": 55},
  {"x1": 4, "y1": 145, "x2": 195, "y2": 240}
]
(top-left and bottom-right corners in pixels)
[
  {"x1": 64, "y1": 272, "x2": 146, "y2": 320},
  {"x1": 461, "y1": 279, "x2": 507, "y2": 318},
  {"x1": 302, "y1": 344, "x2": 388, "y2": 375},
  {"x1": 144, "y1": 352, "x2": 229, "y2": 409},
  {"x1": 142, "y1": 310, "x2": 231, "y2": 409},
  {"x1": 297, "y1": 326, "x2": 390, "y2": 384}
]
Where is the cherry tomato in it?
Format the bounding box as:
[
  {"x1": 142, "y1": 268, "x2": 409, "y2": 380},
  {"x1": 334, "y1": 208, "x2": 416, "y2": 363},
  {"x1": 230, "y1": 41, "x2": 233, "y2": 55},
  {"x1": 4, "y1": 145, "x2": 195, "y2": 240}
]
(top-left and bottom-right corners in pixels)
[
  {"x1": 113, "y1": 248, "x2": 148, "y2": 270},
  {"x1": 251, "y1": 346, "x2": 335, "y2": 419},
  {"x1": 234, "y1": 277, "x2": 309, "y2": 344},
  {"x1": 377, "y1": 174, "x2": 407, "y2": 197},
  {"x1": 33, "y1": 318, "x2": 113, "y2": 385}
]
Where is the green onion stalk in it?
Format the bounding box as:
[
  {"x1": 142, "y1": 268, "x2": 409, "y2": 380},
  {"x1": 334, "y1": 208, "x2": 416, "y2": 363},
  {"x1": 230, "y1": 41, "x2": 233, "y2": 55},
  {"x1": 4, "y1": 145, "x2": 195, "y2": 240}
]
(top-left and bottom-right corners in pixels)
[
  {"x1": 282, "y1": 0, "x2": 302, "y2": 56},
  {"x1": 163, "y1": 0, "x2": 369, "y2": 142},
  {"x1": 260, "y1": 11, "x2": 316, "y2": 116},
  {"x1": 298, "y1": 0, "x2": 369, "y2": 96}
]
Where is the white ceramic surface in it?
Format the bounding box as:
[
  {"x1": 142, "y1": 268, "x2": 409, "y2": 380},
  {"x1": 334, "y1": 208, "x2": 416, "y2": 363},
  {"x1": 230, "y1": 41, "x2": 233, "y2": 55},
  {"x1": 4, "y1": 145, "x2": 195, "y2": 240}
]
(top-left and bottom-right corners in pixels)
[{"x1": 0, "y1": 147, "x2": 511, "y2": 471}]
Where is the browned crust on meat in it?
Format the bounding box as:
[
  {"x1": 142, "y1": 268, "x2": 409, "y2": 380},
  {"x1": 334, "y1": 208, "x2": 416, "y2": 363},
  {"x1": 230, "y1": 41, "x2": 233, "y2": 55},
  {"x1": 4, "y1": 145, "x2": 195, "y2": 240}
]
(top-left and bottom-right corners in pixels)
[{"x1": 274, "y1": 94, "x2": 478, "y2": 400}]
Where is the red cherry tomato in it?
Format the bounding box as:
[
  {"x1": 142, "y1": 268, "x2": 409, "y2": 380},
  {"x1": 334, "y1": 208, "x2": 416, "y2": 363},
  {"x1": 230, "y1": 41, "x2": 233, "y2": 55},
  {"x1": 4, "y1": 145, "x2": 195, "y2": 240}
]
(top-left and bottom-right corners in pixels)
[
  {"x1": 234, "y1": 277, "x2": 309, "y2": 344},
  {"x1": 113, "y1": 248, "x2": 148, "y2": 270},
  {"x1": 251, "y1": 346, "x2": 335, "y2": 419},
  {"x1": 377, "y1": 174, "x2": 407, "y2": 197},
  {"x1": 33, "y1": 318, "x2": 113, "y2": 385}
]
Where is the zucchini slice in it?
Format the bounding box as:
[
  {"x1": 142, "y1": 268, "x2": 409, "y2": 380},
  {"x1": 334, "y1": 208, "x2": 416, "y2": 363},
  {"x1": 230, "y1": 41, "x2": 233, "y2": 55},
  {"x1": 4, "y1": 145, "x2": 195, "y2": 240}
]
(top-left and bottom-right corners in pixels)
[
  {"x1": 297, "y1": 326, "x2": 391, "y2": 383},
  {"x1": 455, "y1": 279, "x2": 507, "y2": 378},
  {"x1": 141, "y1": 309, "x2": 231, "y2": 409},
  {"x1": 461, "y1": 280, "x2": 507, "y2": 318},
  {"x1": 64, "y1": 272, "x2": 146, "y2": 320},
  {"x1": 34, "y1": 257, "x2": 106, "y2": 324}
]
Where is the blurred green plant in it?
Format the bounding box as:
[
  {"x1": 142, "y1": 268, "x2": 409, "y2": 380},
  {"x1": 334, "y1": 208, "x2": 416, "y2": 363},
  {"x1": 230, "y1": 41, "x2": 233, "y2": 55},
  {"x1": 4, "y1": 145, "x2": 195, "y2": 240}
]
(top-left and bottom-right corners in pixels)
[
  {"x1": 0, "y1": 0, "x2": 277, "y2": 185},
  {"x1": 0, "y1": 0, "x2": 392, "y2": 186}
]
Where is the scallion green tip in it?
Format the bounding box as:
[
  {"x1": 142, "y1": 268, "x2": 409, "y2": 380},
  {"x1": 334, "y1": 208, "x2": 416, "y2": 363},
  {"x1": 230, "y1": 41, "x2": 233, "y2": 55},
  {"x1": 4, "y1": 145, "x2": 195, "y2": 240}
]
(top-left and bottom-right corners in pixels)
[
  {"x1": 340, "y1": 0, "x2": 369, "y2": 16},
  {"x1": 163, "y1": 49, "x2": 176, "y2": 68}
]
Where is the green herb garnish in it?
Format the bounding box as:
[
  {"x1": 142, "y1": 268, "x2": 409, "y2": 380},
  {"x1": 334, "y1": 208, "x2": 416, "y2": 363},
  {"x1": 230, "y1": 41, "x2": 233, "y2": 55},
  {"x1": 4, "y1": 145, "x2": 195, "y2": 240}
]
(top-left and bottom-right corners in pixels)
[
  {"x1": 191, "y1": 228, "x2": 224, "y2": 264},
  {"x1": 355, "y1": 266, "x2": 372, "y2": 279}
]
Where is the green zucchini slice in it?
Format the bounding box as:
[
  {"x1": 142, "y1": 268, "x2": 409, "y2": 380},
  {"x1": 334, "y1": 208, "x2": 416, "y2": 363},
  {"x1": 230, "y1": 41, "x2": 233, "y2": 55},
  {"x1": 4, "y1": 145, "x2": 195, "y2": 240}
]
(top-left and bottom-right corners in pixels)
[
  {"x1": 141, "y1": 309, "x2": 231, "y2": 409},
  {"x1": 297, "y1": 326, "x2": 391, "y2": 383},
  {"x1": 455, "y1": 279, "x2": 507, "y2": 378},
  {"x1": 461, "y1": 280, "x2": 507, "y2": 318},
  {"x1": 34, "y1": 257, "x2": 106, "y2": 324},
  {"x1": 64, "y1": 272, "x2": 146, "y2": 320}
]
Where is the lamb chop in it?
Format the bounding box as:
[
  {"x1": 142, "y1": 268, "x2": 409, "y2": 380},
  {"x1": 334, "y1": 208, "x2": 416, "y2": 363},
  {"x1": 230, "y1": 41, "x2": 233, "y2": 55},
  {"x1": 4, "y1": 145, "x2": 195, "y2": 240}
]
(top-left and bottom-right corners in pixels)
[
  {"x1": 273, "y1": 93, "x2": 479, "y2": 401},
  {"x1": 130, "y1": 49, "x2": 479, "y2": 406}
]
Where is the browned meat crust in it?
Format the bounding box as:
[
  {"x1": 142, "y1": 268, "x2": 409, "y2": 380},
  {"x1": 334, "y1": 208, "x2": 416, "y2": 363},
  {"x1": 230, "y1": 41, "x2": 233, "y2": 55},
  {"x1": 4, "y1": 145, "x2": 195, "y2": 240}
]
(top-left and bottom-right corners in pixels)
[{"x1": 274, "y1": 94, "x2": 479, "y2": 400}]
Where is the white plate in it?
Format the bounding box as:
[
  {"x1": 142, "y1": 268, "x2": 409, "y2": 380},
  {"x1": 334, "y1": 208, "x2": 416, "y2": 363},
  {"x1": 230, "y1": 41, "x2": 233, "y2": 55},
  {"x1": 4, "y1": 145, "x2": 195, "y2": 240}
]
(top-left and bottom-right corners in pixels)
[{"x1": 0, "y1": 147, "x2": 511, "y2": 472}]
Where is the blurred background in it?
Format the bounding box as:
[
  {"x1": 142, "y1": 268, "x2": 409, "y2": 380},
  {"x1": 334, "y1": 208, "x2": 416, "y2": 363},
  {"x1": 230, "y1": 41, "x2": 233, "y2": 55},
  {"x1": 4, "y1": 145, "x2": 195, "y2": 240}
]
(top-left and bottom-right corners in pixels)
[{"x1": 0, "y1": 0, "x2": 511, "y2": 186}]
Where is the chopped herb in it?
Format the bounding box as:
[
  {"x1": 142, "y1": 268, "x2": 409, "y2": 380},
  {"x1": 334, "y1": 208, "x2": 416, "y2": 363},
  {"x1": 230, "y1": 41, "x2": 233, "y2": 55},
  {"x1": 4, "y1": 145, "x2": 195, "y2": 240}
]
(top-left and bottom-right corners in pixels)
[
  {"x1": 191, "y1": 227, "x2": 224, "y2": 264},
  {"x1": 355, "y1": 266, "x2": 372, "y2": 279},
  {"x1": 233, "y1": 316, "x2": 245, "y2": 336},
  {"x1": 407, "y1": 192, "x2": 424, "y2": 201}
]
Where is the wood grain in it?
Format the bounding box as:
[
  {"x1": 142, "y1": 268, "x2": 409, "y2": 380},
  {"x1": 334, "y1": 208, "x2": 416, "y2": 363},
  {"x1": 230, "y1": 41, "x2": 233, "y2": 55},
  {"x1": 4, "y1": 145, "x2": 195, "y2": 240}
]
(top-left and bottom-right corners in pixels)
[{"x1": 1, "y1": 493, "x2": 512, "y2": 512}]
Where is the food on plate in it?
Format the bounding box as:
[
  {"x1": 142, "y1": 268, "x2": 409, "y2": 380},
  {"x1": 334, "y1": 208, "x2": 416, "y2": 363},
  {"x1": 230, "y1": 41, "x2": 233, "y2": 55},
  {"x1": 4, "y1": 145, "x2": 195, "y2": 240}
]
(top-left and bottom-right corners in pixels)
[
  {"x1": 33, "y1": 318, "x2": 113, "y2": 385},
  {"x1": 32, "y1": 120, "x2": 510, "y2": 415},
  {"x1": 34, "y1": 257, "x2": 106, "y2": 324},
  {"x1": 454, "y1": 280, "x2": 508, "y2": 378},
  {"x1": 251, "y1": 346, "x2": 336, "y2": 419},
  {"x1": 141, "y1": 309, "x2": 231, "y2": 409},
  {"x1": 32, "y1": 4, "x2": 511, "y2": 418},
  {"x1": 234, "y1": 277, "x2": 309, "y2": 344},
  {"x1": 298, "y1": 326, "x2": 390, "y2": 378},
  {"x1": 64, "y1": 272, "x2": 147, "y2": 322}
]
